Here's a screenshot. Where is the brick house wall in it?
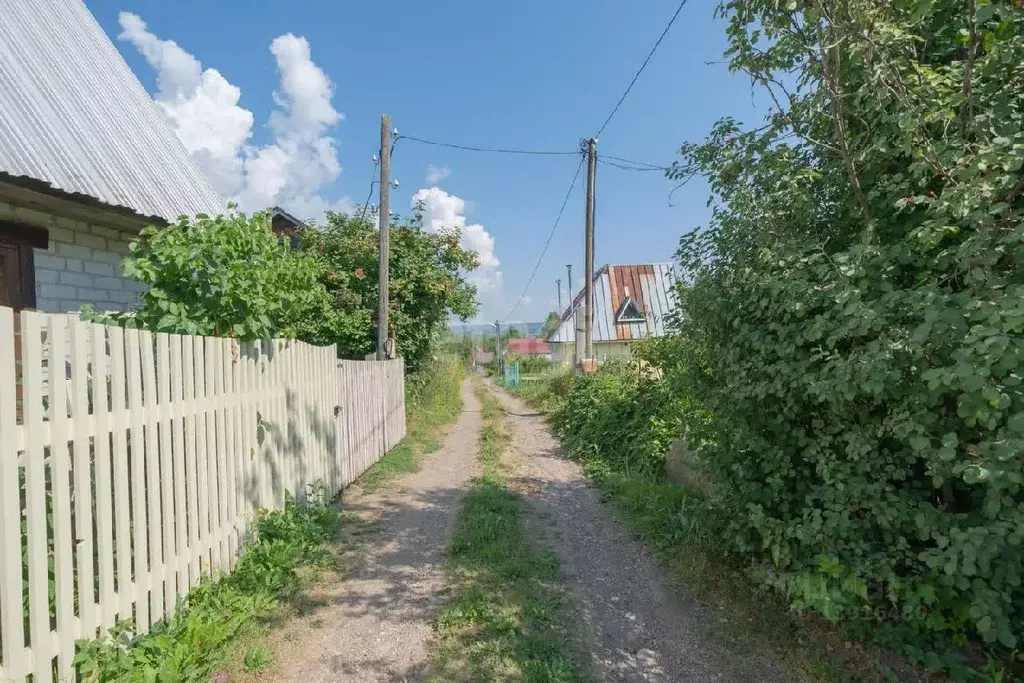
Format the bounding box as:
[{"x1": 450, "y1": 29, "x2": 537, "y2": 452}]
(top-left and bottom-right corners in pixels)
[{"x1": 0, "y1": 201, "x2": 146, "y2": 313}]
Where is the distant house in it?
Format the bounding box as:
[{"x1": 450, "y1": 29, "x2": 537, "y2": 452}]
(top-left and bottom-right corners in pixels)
[
  {"x1": 546, "y1": 263, "x2": 679, "y2": 364},
  {"x1": 270, "y1": 206, "x2": 306, "y2": 249},
  {"x1": 506, "y1": 338, "x2": 550, "y2": 357},
  {"x1": 0, "y1": 0, "x2": 225, "y2": 313}
]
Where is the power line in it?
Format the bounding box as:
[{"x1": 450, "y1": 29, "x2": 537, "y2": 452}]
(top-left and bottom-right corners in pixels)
[
  {"x1": 359, "y1": 160, "x2": 379, "y2": 221},
  {"x1": 398, "y1": 134, "x2": 578, "y2": 157},
  {"x1": 594, "y1": 1, "x2": 688, "y2": 138},
  {"x1": 599, "y1": 157, "x2": 670, "y2": 172},
  {"x1": 504, "y1": 156, "x2": 586, "y2": 322},
  {"x1": 601, "y1": 153, "x2": 670, "y2": 170}
]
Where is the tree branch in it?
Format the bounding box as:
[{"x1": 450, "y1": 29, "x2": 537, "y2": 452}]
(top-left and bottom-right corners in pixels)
[
  {"x1": 816, "y1": 9, "x2": 872, "y2": 224},
  {"x1": 961, "y1": 0, "x2": 977, "y2": 136}
]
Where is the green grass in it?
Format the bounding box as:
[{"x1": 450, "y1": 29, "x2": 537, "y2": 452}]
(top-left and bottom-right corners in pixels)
[
  {"x1": 429, "y1": 382, "x2": 586, "y2": 682},
  {"x1": 508, "y1": 367, "x2": 574, "y2": 414},
  {"x1": 358, "y1": 355, "x2": 464, "y2": 493},
  {"x1": 243, "y1": 646, "x2": 274, "y2": 672},
  {"x1": 507, "y1": 373, "x2": 930, "y2": 683},
  {"x1": 75, "y1": 486, "x2": 340, "y2": 682},
  {"x1": 583, "y1": 465, "x2": 871, "y2": 682}
]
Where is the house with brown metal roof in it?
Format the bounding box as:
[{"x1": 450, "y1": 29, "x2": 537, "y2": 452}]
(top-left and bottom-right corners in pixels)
[
  {"x1": 0, "y1": 0, "x2": 225, "y2": 313},
  {"x1": 545, "y1": 262, "x2": 679, "y2": 364}
]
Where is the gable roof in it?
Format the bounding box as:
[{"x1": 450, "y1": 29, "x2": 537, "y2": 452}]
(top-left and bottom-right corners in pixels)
[
  {"x1": 0, "y1": 0, "x2": 225, "y2": 223},
  {"x1": 546, "y1": 263, "x2": 679, "y2": 344}
]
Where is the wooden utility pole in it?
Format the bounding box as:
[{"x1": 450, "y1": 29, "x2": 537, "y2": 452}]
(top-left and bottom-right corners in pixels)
[
  {"x1": 583, "y1": 137, "x2": 597, "y2": 360},
  {"x1": 377, "y1": 114, "x2": 391, "y2": 360},
  {"x1": 494, "y1": 320, "x2": 503, "y2": 373},
  {"x1": 566, "y1": 265, "x2": 573, "y2": 308},
  {"x1": 556, "y1": 278, "x2": 563, "y2": 312}
]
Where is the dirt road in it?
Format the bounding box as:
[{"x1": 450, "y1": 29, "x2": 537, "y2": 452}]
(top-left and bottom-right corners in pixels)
[
  {"x1": 483, "y1": 380, "x2": 800, "y2": 683},
  {"x1": 271, "y1": 379, "x2": 481, "y2": 682},
  {"x1": 265, "y1": 377, "x2": 799, "y2": 682}
]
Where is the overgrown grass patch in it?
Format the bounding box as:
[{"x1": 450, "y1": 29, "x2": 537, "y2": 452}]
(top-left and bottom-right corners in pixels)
[
  {"x1": 508, "y1": 367, "x2": 574, "y2": 414},
  {"x1": 359, "y1": 353, "x2": 464, "y2": 493},
  {"x1": 75, "y1": 486, "x2": 341, "y2": 682},
  {"x1": 429, "y1": 382, "x2": 586, "y2": 682},
  {"x1": 581, "y1": 463, "x2": 889, "y2": 682},
  {"x1": 506, "y1": 369, "x2": 940, "y2": 682}
]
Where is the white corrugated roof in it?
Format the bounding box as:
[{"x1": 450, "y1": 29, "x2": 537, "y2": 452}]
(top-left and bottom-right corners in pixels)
[
  {"x1": 0, "y1": 0, "x2": 225, "y2": 221},
  {"x1": 547, "y1": 263, "x2": 680, "y2": 343}
]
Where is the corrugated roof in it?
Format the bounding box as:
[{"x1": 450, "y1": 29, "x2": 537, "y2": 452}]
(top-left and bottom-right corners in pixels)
[
  {"x1": 546, "y1": 263, "x2": 679, "y2": 343},
  {"x1": 0, "y1": 0, "x2": 225, "y2": 222}
]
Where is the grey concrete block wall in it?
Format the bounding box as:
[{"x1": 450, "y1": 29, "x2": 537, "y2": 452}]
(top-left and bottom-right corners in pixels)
[{"x1": 0, "y1": 201, "x2": 146, "y2": 313}]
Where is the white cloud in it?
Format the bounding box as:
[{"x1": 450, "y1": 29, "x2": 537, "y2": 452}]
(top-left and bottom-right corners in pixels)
[
  {"x1": 518, "y1": 295, "x2": 532, "y2": 306},
  {"x1": 412, "y1": 187, "x2": 501, "y2": 293},
  {"x1": 118, "y1": 13, "x2": 350, "y2": 221},
  {"x1": 425, "y1": 164, "x2": 452, "y2": 184}
]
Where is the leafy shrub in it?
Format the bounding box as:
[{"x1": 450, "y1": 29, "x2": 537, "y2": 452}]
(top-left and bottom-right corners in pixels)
[
  {"x1": 299, "y1": 212, "x2": 479, "y2": 372},
  {"x1": 75, "y1": 485, "x2": 339, "y2": 681},
  {"x1": 657, "y1": 0, "x2": 1024, "y2": 672},
  {"x1": 243, "y1": 647, "x2": 274, "y2": 672},
  {"x1": 552, "y1": 347, "x2": 688, "y2": 478},
  {"x1": 504, "y1": 353, "x2": 551, "y2": 375},
  {"x1": 406, "y1": 352, "x2": 465, "y2": 430},
  {"x1": 87, "y1": 210, "x2": 337, "y2": 340},
  {"x1": 509, "y1": 366, "x2": 573, "y2": 414}
]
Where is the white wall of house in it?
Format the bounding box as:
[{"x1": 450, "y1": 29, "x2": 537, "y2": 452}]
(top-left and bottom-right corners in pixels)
[
  {"x1": 0, "y1": 201, "x2": 146, "y2": 312},
  {"x1": 550, "y1": 340, "x2": 634, "y2": 364}
]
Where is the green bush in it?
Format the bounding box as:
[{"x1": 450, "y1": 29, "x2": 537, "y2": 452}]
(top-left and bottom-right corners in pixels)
[
  {"x1": 75, "y1": 485, "x2": 339, "y2": 681},
  {"x1": 509, "y1": 366, "x2": 574, "y2": 414},
  {"x1": 87, "y1": 210, "x2": 337, "y2": 340},
  {"x1": 656, "y1": 0, "x2": 1024, "y2": 673},
  {"x1": 505, "y1": 353, "x2": 552, "y2": 375},
  {"x1": 552, "y1": 348, "x2": 688, "y2": 478}
]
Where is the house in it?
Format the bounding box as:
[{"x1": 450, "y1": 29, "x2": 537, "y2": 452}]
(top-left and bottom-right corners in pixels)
[
  {"x1": 0, "y1": 0, "x2": 225, "y2": 313},
  {"x1": 545, "y1": 263, "x2": 679, "y2": 364},
  {"x1": 270, "y1": 206, "x2": 306, "y2": 249},
  {"x1": 506, "y1": 338, "x2": 550, "y2": 357}
]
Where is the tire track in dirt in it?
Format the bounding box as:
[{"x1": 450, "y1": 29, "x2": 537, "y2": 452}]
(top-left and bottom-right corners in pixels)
[
  {"x1": 267, "y1": 379, "x2": 481, "y2": 683},
  {"x1": 485, "y1": 379, "x2": 803, "y2": 683}
]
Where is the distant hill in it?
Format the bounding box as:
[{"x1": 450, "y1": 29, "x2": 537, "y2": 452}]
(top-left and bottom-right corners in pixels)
[{"x1": 450, "y1": 321, "x2": 547, "y2": 338}]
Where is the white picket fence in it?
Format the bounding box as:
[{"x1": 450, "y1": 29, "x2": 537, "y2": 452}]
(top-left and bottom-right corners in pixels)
[{"x1": 0, "y1": 307, "x2": 405, "y2": 682}]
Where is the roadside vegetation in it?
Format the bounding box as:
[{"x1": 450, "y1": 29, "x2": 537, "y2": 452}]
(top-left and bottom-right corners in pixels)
[
  {"x1": 75, "y1": 487, "x2": 340, "y2": 682},
  {"x1": 359, "y1": 351, "x2": 466, "y2": 493},
  {"x1": 74, "y1": 199, "x2": 480, "y2": 678},
  {"x1": 505, "y1": 1, "x2": 1024, "y2": 680},
  {"x1": 484, "y1": 0, "x2": 1024, "y2": 658},
  {"x1": 430, "y1": 382, "x2": 585, "y2": 682}
]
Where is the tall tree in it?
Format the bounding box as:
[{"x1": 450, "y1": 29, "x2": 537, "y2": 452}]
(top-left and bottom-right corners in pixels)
[
  {"x1": 664, "y1": 0, "x2": 1024, "y2": 664},
  {"x1": 300, "y1": 212, "x2": 479, "y2": 371},
  {"x1": 541, "y1": 311, "x2": 561, "y2": 338}
]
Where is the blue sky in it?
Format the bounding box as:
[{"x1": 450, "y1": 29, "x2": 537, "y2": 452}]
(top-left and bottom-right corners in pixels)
[{"x1": 87, "y1": 0, "x2": 766, "y2": 324}]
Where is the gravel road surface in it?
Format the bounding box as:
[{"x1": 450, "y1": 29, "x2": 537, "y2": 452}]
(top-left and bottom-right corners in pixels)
[
  {"x1": 272, "y1": 379, "x2": 481, "y2": 683},
  {"x1": 484, "y1": 379, "x2": 801, "y2": 683}
]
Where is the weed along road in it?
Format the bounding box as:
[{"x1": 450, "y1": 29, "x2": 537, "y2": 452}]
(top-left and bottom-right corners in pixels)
[{"x1": 254, "y1": 377, "x2": 800, "y2": 683}]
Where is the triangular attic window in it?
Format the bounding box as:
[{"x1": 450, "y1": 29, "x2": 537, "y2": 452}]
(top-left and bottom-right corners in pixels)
[{"x1": 615, "y1": 296, "x2": 645, "y2": 324}]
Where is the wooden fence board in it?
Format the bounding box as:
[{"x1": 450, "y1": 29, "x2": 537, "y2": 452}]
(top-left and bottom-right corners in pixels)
[
  {"x1": 0, "y1": 308, "x2": 26, "y2": 681},
  {"x1": 0, "y1": 306, "x2": 405, "y2": 681}
]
